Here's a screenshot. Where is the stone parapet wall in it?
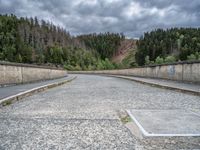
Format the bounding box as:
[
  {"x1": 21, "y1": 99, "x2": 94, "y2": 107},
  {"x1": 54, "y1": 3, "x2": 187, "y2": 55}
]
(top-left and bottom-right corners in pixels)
[
  {"x1": 0, "y1": 62, "x2": 67, "y2": 86},
  {"x1": 69, "y1": 61, "x2": 200, "y2": 83}
]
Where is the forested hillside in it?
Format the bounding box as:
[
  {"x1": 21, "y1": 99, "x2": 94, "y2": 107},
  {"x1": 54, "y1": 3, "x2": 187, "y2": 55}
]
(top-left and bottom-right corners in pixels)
[
  {"x1": 1, "y1": 14, "x2": 200, "y2": 69},
  {"x1": 112, "y1": 39, "x2": 137, "y2": 68},
  {"x1": 136, "y1": 28, "x2": 200, "y2": 66},
  {"x1": 77, "y1": 33, "x2": 124, "y2": 59},
  {"x1": 0, "y1": 14, "x2": 124, "y2": 70}
]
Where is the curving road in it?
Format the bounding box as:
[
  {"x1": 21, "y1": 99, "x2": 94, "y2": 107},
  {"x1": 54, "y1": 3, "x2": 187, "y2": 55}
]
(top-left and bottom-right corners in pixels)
[{"x1": 0, "y1": 74, "x2": 200, "y2": 149}]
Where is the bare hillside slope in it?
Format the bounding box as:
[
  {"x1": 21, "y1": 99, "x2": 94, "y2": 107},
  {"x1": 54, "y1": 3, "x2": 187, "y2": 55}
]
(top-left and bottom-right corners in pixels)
[{"x1": 112, "y1": 39, "x2": 137, "y2": 64}]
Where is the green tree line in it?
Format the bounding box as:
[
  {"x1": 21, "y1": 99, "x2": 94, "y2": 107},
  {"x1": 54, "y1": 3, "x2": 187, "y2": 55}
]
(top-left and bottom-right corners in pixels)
[
  {"x1": 78, "y1": 33, "x2": 125, "y2": 59},
  {"x1": 136, "y1": 28, "x2": 200, "y2": 66},
  {"x1": 2, "y1": 14, "x2": 199, "y2": 69},
  {"x1": 0, "y1": 14, "x2": 124, "y2": 70}
]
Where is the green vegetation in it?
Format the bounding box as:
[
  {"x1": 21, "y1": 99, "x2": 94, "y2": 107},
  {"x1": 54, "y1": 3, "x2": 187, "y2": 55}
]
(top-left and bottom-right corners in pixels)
[
  {"x1": 0, "y1": 14, "x2": 124, "y2": 70},
  {"x1": 145, "y1": 55, "x2": 177, "y2": 65},
  {"x1": 120, "y1": 116, "x2": 132, "y2": 124},
  {"x1": 136, "y1": 28, "x2": 200, "y2": 66},
  {"x1": 78, "y1": 33, "x2": 125, "y2": 59},
  {"x1": 1, "y1": 14, "x2": 200, "y2": 69},
  {"x1": 155, "y1": 56, "x2": 164, "y2": 64},
  {"x1": 2, "y1": 100, "x2": 12, "y2": 106},
  {"x1": 187, "y1": 52, "x2": 200, "y2": 61},
  {"x1": 121, "y1": 49, "x2": 137, "y2": 68},
  {"x1": 164, "y1": 55, "x2": 176, "y2": 63}
]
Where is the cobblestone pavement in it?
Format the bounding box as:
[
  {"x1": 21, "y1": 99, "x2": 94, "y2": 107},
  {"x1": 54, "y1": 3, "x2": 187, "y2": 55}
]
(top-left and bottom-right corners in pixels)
[{"x1": 0, "y1": 74, "x2": 200, "y2": 149}]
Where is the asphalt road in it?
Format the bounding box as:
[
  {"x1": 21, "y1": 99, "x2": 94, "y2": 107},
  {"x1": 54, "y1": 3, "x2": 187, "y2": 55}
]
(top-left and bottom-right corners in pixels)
[
  {"x1": 0, "y1": 74, "x2": 200, "y2": 149},
  {"x1": 0, "y1": 76, "x2": 71, "y2": 100}
]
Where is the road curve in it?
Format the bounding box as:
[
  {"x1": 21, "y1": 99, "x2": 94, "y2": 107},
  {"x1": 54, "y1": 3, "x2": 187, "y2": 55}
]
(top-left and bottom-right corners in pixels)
[{"x1": 0, "y1": 74, "x2": 200, "y2": 149}]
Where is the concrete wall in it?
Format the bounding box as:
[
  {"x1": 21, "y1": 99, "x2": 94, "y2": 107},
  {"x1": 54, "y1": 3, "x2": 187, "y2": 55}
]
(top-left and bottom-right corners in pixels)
[
  {"x1": 69, "y1": 62, "x2": 200, "y2": 83},
  {"x1": 0, "y1": 62, "x2": 68, "y2": 86}
]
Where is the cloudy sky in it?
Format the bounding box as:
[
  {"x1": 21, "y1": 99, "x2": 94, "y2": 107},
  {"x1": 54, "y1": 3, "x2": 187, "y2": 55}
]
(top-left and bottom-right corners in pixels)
[{"x1": 0, "y1": 0, "x2": 200, "y2": 38}]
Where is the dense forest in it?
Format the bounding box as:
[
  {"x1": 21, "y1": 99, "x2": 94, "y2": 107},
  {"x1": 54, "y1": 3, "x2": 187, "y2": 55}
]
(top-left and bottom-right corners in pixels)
[
  {"x1": 1, "y1": 14, "x2": 200, "y2": 70},
  {"x1": 136, "y1": 28, "x2": 200, "y2": 65},
  {"x1": 0, "y1": 14, "x2": 124, "y2": 70},
  {"x1": 78, "y1": 33, "x2": 124, "y2": 59}
]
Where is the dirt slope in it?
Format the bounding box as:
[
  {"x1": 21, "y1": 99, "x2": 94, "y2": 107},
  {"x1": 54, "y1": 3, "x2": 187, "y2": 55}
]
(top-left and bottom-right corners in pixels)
[{"x1": 112, "y1": 39, "x2": 137, "y2": 63}]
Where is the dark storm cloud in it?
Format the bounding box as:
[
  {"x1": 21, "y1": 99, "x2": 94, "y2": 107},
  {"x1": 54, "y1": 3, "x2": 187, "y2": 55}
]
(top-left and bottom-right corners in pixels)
[{"x1": 0, "y1": 0, "x2": 200, "y2": 38}]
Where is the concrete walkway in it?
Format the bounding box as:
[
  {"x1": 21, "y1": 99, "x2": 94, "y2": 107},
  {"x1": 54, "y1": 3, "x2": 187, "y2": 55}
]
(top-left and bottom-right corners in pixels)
[
  {"x1": 0, "y1": 76, "x2": 74, "y2": 100},
  {"x1": 107, "y1": 75, "x2": 200, "y2": 95}
]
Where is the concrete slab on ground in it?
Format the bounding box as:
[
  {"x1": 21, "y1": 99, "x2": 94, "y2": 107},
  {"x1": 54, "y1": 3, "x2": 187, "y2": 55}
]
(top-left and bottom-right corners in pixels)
[{"x1": 127, "y1": 109, "x2": 200, "y2": 137}]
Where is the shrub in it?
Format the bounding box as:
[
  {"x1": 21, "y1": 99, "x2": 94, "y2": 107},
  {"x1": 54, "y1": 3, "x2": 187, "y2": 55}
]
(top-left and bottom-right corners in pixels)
[
  {"x1": 87, "y1": 64, "x2": 95, "y2": 71},
  {"x1": 164, "y1": 56, "x2": 176, "y2": 63},
  {"x1": 195, "y1": 52, "x2": 200, "y2": 60},
  {"x1": 74, "y1": 64, "x2": 82, "y2": 71},
  {"x1": 96, "y1": 60, "x2": 104, "y2": 70},
  {"x1": 104, "y1": 58, "x2": 114, "y2": 69},
  {"x1": 187, "y1": 54, "x2": 196, "y2": 61},
  {"x1": 145, "y1": 55, "x2": 150, "y2": 65},
  {"x1": 64, "y1": 64, "x2": 74, "y2": 70},
  {"x1": 155, "y1": 56, "x2": 164, "y2": 64}
]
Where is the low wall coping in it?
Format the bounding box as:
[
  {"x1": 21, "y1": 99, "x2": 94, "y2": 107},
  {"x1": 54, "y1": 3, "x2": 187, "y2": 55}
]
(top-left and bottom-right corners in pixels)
[
  {"x1": 143, "y1": 60, "x2": 200, "y2": 68},
  {"x1": 0, "y1": 61, "x2": 65, "y2": 70}
]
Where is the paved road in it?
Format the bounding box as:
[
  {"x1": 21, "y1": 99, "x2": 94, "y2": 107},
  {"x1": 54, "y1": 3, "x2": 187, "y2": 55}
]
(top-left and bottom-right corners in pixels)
[
  {"x1": 112, "y1": 75, "x2": 200, "y2": 93},
  {"x1": 0, "y1": 74, "x2": 200, "y2": 149},
  {"x1": 0, "y1": 76, "x2": 72, "y2": 100}
]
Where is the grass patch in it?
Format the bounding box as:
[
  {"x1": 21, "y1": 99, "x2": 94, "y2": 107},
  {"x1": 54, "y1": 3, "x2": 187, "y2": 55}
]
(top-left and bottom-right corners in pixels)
[
  {"x1": 121, "y1": 115, "x2": 132, "y2": 124},
  {"x1": 2, "y1": 100, "x2": 12, "y2": 106}
]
